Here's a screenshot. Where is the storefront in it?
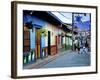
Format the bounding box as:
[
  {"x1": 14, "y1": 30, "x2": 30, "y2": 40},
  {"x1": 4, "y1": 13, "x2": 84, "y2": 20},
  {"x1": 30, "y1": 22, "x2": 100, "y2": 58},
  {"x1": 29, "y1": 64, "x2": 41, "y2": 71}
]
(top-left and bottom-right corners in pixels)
[{"x1": 66, "y1": 33, "x2": 73, "y2": 50}]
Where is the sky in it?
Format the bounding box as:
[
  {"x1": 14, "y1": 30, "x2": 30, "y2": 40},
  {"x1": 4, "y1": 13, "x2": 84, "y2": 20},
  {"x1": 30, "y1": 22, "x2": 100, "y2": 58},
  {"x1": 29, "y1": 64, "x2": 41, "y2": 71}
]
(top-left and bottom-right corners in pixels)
[{"x1": 51, "y1": 12, "x2": 91, "y2": 30}]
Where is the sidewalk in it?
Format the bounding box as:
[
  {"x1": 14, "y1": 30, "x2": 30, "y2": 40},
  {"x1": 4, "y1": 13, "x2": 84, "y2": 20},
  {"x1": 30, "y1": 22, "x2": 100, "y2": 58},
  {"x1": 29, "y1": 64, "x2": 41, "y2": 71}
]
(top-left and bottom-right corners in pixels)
[{"x1": 23, "y1": 50, "x2": 72, "y2": 69}]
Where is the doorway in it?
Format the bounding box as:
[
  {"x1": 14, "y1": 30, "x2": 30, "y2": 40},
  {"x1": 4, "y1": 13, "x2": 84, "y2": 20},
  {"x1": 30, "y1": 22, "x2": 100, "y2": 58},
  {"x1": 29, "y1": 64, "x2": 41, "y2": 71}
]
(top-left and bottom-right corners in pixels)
[
  {"x1": 36, "y1": 28, "x2": 41, "y2": 59},
  {"x1": 48, "y1": 31, "x2": 51, "y2": 55}
]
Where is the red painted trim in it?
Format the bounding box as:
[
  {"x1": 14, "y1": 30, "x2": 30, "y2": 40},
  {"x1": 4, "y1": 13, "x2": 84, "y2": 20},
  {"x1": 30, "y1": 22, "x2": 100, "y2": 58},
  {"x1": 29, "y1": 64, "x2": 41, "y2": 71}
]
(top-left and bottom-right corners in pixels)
[{"x1": 50, "y1": 45, "x2": 57, "y2": 55}]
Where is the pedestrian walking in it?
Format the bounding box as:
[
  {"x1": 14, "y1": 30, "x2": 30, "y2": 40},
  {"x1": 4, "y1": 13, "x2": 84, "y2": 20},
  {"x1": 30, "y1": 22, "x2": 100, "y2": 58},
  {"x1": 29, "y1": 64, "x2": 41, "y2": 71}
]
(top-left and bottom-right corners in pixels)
[
  {"x1": 77, "y1": 40, "x2": 80, "y2": 54},
  {"x1": 84, "y1": 40, "x2": 89, "y2": 53},
  {"x1": 79, "y1": 43, "x2": 83, "y2": 54},
  {"x1": 79, "y1": 40, "x2": 88, "y2": 54},
  {"x1": 74, "y1": 39, "x2": 78, "y2": 51}
]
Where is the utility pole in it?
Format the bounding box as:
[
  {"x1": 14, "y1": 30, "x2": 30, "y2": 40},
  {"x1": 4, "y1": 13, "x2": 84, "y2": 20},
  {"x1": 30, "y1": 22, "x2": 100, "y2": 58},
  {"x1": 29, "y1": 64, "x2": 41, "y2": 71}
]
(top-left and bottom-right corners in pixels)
[{"x1": 72, "y1": 12, "x2": 74, "y2": 50}]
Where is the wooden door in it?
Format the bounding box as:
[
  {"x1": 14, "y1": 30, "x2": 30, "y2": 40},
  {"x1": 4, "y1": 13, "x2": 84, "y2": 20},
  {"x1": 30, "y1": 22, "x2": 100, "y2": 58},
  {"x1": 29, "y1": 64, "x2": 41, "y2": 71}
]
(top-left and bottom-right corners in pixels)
[{"x1": 36, "y1": 28, "x2": 41, "y2": 58}]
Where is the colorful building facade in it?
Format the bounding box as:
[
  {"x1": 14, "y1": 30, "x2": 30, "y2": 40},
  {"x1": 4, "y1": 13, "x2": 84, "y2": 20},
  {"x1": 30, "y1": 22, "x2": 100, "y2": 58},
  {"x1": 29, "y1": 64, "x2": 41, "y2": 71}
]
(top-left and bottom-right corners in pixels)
[{"x1": 23, "y1": 11, "x2": 76, "y2": 65}]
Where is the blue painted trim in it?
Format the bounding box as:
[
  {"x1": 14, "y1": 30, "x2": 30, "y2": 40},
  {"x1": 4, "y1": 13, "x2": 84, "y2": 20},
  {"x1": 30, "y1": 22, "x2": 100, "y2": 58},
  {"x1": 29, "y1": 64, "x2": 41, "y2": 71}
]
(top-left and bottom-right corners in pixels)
[
  {"x1": 29, "y1": 29, "x2": 35, "y2": 49},
  {"x1": 23, "y1": 14, "x2": 46, "y2": 28}
]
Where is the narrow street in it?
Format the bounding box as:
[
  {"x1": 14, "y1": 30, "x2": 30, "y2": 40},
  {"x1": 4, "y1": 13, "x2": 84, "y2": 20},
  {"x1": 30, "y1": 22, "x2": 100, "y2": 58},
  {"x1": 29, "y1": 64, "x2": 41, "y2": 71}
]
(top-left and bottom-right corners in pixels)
[
  {"x1": 23, "y1": 11, "x2": 91, "y2": 69},
  {"x1": 40, "y1": 51, "x2": 90, "y2": 68},
  {"x1": 24, "y1": 50, "x2": 90, "y2": 69}
]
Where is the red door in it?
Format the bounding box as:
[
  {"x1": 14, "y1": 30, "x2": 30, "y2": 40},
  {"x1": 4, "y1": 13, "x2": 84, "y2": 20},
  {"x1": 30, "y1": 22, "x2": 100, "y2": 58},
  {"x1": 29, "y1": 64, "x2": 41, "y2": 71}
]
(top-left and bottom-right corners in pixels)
[{"x1": 55, "y1": 36, "x2": 58, "y2": 54}]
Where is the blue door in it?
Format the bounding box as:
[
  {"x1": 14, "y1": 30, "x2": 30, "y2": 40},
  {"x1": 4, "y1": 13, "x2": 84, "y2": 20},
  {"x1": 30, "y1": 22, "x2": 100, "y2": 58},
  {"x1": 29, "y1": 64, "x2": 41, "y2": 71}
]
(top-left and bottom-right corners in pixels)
[{"x1": 29, "y1": 29, "x2": 36, "y2": 63}]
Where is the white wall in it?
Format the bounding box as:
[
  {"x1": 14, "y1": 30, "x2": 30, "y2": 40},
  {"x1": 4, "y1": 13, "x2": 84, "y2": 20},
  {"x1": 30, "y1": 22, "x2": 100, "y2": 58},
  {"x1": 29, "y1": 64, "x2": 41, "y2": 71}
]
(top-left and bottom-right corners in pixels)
[
  {"x1": 44, "y1": 22, "x2": 56, "y2": 45},
  {"x1": 44, "y1": 21, "x2": 65, "y2": 46},
  {"x1": 0, "y1": 0, "x2": 100, "y2": 80}
]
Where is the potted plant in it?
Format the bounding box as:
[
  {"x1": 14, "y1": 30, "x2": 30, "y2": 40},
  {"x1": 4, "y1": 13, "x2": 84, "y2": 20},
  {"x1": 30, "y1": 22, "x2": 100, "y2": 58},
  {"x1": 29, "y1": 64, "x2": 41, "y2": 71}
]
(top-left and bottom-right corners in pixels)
[{"x1": 40, "y1": 28, "x2": 47, "y2": 37}]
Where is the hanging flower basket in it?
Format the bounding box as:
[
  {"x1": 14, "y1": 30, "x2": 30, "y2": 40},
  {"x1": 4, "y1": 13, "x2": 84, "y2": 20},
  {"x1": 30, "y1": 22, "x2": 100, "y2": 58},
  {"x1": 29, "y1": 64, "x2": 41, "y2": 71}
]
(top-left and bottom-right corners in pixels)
[{"x1": 40, "y1": 29, "x2": 47, "y2": 37}]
